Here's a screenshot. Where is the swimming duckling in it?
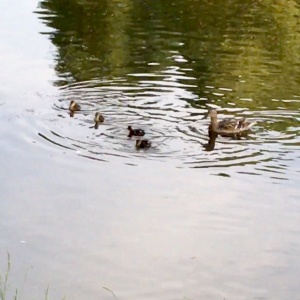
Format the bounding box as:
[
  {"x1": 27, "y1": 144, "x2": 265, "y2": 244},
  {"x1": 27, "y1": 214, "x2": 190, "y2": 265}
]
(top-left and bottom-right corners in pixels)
[
  {"x1": 136, "y1": 139, "x2": 151, "y2": 149},
  {"x1": 69, "y1": 100, "x2": 81, "y2": 117},
  {"x1": 128, "y1": 126, "x2": 145, "y2": 137},
  {"x1": 69, "y1": 100, "x2": 81, "y2": 111},
  {"x1": 207, "y1": 109, "x2": 255, "y2": 137},
  {"x1": 94, "y1": 112, "x2": 105, "y2": 129}
]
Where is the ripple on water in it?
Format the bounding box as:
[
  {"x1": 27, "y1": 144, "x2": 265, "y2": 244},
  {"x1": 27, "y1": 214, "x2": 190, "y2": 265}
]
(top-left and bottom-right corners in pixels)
[{"x1": 37, "y1": 77, "x2": 300, "y2": 182}]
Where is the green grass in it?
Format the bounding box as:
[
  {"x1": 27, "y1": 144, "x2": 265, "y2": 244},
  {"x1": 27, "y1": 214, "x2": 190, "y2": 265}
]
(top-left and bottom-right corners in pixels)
[
  {"x1": 0, "y1": 253, "x2": 65, "y2": 300},
  {"x1": 0, "y1": 253, "x2": 17, "y2": 300}
]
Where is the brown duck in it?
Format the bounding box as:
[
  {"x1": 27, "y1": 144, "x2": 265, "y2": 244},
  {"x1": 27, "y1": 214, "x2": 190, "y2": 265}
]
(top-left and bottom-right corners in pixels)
[
  {"x1": 94, "y1": 112, "x2": 105, "y2": 129},
  {"x1": 128, "y1": 126, "x2": 145, "y2": 137},
  {"x1": 136, "y1": 139, "x2": 151, "y2": 149},
  {"x1": 207, "y1": 109, "x2": 255, "y2": 137},
  {"x1": 69, "y1": 100, "x2": 81, "y2": 117}
]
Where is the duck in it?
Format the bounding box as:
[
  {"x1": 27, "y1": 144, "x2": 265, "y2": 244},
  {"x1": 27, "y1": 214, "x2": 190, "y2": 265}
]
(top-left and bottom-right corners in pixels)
[
  {"x1": 136, "y1": 139, "x2": 151, "y2": 149},
  {"x1": 94, "y1": 112, "x2": 105, "y2": 129},
  {"x1": 128, "y1": 126, "x2": 145, "y2": 137},
  {"x1": 69, "y1": 100, "x2": 81, "y2": 111},
  {"x1": 69, "y1": 100, "x2": 81, "y2": 117},
  {"x1": 207, "y1": 109, "x2": 255, "y2": 137}
]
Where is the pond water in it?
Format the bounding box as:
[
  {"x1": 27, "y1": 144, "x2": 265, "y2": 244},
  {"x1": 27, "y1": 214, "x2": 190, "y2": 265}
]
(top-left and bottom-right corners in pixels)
[{"x1": 1, "y1": 0, "x2": 300, "y2": 299}]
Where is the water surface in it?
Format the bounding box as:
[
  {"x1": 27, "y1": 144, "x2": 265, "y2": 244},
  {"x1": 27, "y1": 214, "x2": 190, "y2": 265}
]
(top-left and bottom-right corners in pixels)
[{"x1": 0, "y1": 0, "x2": 300, "y2": 299}]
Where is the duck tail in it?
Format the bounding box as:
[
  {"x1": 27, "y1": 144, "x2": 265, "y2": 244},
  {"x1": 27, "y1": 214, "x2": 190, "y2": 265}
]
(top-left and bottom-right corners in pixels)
[{"x1": 247, "y1": 121, "x2": 256, "y2": 129}]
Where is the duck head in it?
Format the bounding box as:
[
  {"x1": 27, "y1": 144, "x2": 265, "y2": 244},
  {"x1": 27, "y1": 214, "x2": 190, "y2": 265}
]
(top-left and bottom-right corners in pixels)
[{"x1": 207, "y1": 109, "x2": 217, "y2": 118}]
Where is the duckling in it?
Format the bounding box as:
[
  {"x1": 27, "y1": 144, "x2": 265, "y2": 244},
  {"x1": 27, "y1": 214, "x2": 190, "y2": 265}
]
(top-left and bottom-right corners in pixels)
[
  {"x1": 69, "y1": 100, "x2": 81, "y2": 117},
  {"x1": 236, "y1": 117, "x2": 247, "y2": 129},
  {"x1": 136, "y1": 139, "x2": 151, "y2": 149},
  {"x1": 69, "y1": 100, "x2": 81, "y2": 111},
  {"x1": 207, "y1": 109, "x2": 255, "y2": 137},
  {"x1": 128, "y1": 126, "x2": 145, "y2": 137},
  {"x1": 94, "y1": 112, "x2": 105, "y2": 129}
]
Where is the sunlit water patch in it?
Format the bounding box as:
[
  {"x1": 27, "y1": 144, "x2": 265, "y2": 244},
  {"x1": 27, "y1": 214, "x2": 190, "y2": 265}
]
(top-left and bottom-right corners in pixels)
[{"x1": 34, "y1": 76, "x2": 300, "y2": 182}]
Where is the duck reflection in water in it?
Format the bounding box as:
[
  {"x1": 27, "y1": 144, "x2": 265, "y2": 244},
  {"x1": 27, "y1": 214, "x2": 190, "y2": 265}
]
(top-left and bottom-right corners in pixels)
[
  {"x1": 69, "y1": 100, "x2": 81, "y2": 117},
  {"x1": 203, "y1": 131, "x2": 218, "y2": 151}
]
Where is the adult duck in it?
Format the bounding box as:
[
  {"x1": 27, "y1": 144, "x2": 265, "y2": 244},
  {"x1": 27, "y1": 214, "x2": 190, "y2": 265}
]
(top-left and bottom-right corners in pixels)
[{"x1": 207, "y1": 109, "x2": 255, "y2": 137}]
